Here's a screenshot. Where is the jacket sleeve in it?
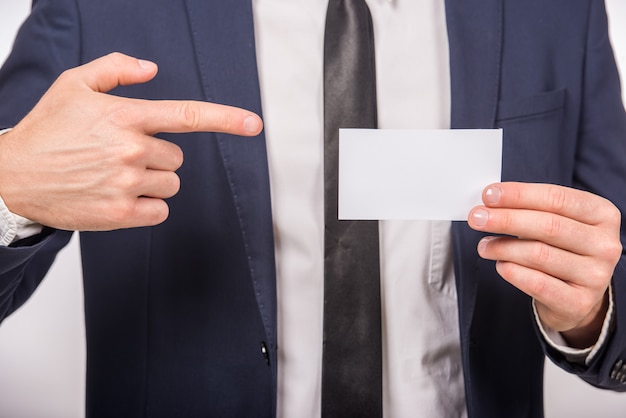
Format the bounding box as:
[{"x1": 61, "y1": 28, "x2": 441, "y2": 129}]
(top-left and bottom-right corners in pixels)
[
  {"x1": 0, "y1": 0, "x2": 82, "y2": 323},
  {"x1": 543, "y1": 0, "x2": 626, "y2": 391}
]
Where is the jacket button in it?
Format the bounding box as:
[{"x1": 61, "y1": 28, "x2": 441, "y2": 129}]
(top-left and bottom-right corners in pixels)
[
  {"x1": 610, "y1": 359, "x2": 626, "y2": 384},
  {"x1": 260, "y1": 341, "x2": 270, "y2": 366}
]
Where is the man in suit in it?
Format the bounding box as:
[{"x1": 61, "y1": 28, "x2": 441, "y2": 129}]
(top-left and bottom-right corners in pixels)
[{"x1": 0, "y1": 0, "x2": 625, "y2": 417}]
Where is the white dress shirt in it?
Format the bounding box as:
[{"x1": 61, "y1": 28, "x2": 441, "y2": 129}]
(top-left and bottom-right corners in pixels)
[{"x1": 253, "y1": 1, "x2": 465, "y2": 416}]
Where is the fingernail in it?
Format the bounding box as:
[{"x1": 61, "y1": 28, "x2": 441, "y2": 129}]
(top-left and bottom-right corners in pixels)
[
  {"x1": 477, "y1": 235, "x2": 496, "y2": 253},
  {"x1": 485, "y1": 185, "x2": 502, "y2": 205},
  {"x1": 471, "y1": 208, "x2": 489, "y2": 228},
  {"x1": 244, "y1": 115, "x2": 261, "y2": 134},
  {"x1": 137, "y1": 59, "x2": 157, "y2": 71}
]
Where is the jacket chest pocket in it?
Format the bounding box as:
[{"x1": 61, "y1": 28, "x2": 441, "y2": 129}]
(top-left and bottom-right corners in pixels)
[{"x1": 496, "y1": 89, "x2": 569, "y2": 184}]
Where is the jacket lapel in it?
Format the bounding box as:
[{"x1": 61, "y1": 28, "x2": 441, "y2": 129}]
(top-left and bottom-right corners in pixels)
[
  {"x1": 445, "y1": 0, "x2": 503, "y2": 413},
  {"x1": 183, "y1": 0, "x2": 277, "y2": 384},
  {"x1": 445, "y1": 0, "x2": 502, "y2": 129}
]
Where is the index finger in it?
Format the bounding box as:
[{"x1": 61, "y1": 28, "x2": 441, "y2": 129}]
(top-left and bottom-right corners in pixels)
[
  {"x1": 481, "y1": 182, "x2": 619, "y2": 226},
  {"x1": 134, "y1": 99, "x2": 263, "y2": 136}
]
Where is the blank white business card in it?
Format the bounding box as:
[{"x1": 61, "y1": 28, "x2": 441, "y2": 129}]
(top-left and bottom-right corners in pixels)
[{"x1": 338, "y1": 129, "x2": 502, "y2": 220}]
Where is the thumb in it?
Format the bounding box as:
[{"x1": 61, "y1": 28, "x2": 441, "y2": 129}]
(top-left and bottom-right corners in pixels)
[{"x1": 66, "y1": 52, "x2": 158, "y2": 93}]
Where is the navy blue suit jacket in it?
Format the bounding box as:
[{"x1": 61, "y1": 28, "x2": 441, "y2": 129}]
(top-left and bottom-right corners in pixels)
[{"x1": 1, "y1": 0, "x2": 626, "y2": 417}]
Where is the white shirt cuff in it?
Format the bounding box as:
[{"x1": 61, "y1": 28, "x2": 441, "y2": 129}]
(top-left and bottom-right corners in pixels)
[
  {"x1": 0, "y1": 194, "x2": 18, "y2": 246},
  {"x1": 533, "y1": 284, "x2": 615, "y2": 365}
]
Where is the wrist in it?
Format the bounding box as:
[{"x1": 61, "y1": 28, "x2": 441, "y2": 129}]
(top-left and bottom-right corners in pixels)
[
  {"x1": 0, "y1": 128, "x2": 43, "y2": 244},
  {"x1": 561, "y1": 289, "x2": 610, "y2": 349}
]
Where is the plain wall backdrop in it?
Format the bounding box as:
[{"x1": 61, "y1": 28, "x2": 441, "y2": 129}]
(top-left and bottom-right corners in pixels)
[{"x1": 1, "y1": 1, "x2": 626, "y2": 417}]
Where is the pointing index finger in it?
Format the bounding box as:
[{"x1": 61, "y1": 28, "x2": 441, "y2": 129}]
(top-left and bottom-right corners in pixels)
[{"x1": 136, "y1": 99, "x2": 263, "y2": 136}]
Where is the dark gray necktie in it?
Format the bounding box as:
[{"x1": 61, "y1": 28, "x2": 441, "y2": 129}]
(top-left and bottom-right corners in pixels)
[{"x1": 322, "y1": 0, "x2": 382, "y2": 416}]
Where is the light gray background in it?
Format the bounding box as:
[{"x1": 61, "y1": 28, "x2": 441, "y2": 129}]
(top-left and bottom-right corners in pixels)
[{"x1": 1, "y1": 1, "x2": 625, "y2": 417}]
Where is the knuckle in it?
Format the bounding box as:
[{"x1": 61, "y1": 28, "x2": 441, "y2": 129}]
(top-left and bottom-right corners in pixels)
[
  {"x1": 154, "y1": 139, "x2": 183, "y2": 170},
  {"x1": 179, "y1": 102, "x2": 203, "y2": 131},
  {"x1": 114, "y1": 137, "x2": 147, "y2": 164},
  {"x1": 500, "y1": 210, "x2": 514, "y2": 230},
  {"x1": 540, "y1": 215, "x2": 562, "y2": 239},
  {"x1": 591, "y1": 197, "x2": 620, "y2": 226},
  {"x1": 586, "y1": 264, "x2": 610, "y2": 286},
  {"x1": 599, "y1": 238, "x2": 623, "y2": 261},
  {"x1": 149, "y1": 200, "x2": 170, "y2": 225},
  {"x1": 172, "y1": 173, "x2": 181, "y2": 193},
  {"x1": 170, "y1": 144, "x2": 184, "y2": 170},
  {"x1": 107, "y1": 101, "x2": 137, "y2": 129},
  {"x1": 531, "y1": 242, "x2": 552, "y2": 266},
  {"x1": 106, "y1": 52, "x2": 126, "y2": 68},
  {"x1": 546, "y1": 186, "x2": 568, "y2": 212},
  {"x1": 526, "y1": 273, "x2": 547, "y2": 297},
  {"x1": 604, "y1": 203, "x2": 622, "y2": 226},
  {"x1": 586, "y1": 226, "x2": 623, "y2": 262},
  {"x1": 576, "y1": 293, "x2": 596, "y2": 317},
  {"x1": 164, "y1": 173, "x2": 181, "y2": 197},
  {"x1": 611, "y1": 203, "x2": 622, "y2": 220},
  {"x1": 115, "y1": 169, "x2": 143, "y2": 191},
  {"x1": 56, "y1": 68, "x2": 76, "y2": 85},
  {"x1": 495, "y1": 260, "x2": 516, "y2": 281},
  {"x1": 612, "y1": 239, "x2": 624, "y2": 259},
  {"x1": 106, "y1": 51, "x2": 123, "y2": 60},
  {"x1": 106, "y1": 199, "x2": 136, "y2": 225}
]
